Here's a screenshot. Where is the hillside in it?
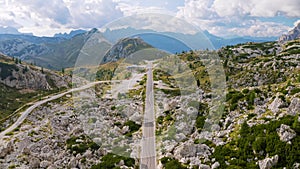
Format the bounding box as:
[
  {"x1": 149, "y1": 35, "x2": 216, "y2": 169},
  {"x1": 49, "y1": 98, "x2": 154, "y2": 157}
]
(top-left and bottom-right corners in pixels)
[
  {"x1": 102, "y1": 37, "x2": 154, "y2": 63},
  {"x1": 0, "y1": 29, "x2": 105, "y2": 70},
  {"x1": 0, "y1": 53, "x2": 70, "y2": 131},
  {"x1": 0, "y1": 28, "x2": 278, "y2": 71}
]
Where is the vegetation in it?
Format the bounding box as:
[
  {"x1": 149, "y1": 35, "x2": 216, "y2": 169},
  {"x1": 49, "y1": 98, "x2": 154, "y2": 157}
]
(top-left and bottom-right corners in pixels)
[
  {"x1": 66, "y1": 135, "x2": 100, "y2": 155},
  {"x1": 124, "y1": 120, "x2": 141, "y2": 137},
  {"x1": 212, "y1": 115, "x2": 300, "y2": 168},
  {"x1": 161, "y1": 157, "x2": 187, "y2": 169},
  {"x1": 91, "y1": 153, "x2": 135, "y2": 169}
]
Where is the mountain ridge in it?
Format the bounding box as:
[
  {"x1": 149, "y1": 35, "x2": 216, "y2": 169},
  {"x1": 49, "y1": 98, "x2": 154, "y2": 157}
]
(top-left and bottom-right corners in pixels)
[{"x1": 279, "y1": 22, "x2": 300, "y2": 43}]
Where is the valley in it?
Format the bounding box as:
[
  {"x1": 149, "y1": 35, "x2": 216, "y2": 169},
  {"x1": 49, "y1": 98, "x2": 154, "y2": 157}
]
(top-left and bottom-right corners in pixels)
[{"x1": 0, "y1": 23, "x2": 299, "y2": 169}]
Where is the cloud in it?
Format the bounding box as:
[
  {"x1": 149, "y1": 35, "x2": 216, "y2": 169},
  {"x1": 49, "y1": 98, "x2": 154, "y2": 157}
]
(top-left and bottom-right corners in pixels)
[
  {"x1": 212, "y1": 0, "x2": 300, "y2": 17},
  {"x1": 18, "y1": 0, "x2": 71, "y2": 24},
  {"x1": 0, "y1": 0, "x2": 298, "y2": 37},
  {"x1": 0, "y1": 0, "x2": 125, "y2": 36},
  {"x1": 177, "y1": 0, "x2": 216, "y2": 19},
  {"x1": 65, "y1": 0, "x2": 123, "y2": 28},
  {"x1": 176, "y1": 0, "x2": 298, "y2": 37}
]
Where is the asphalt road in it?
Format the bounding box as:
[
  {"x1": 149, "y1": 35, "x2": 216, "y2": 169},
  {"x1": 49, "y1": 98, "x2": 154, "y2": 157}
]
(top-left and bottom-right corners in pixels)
[
  {"x1": 140, "y1": 63, "x2": 156, "y2": 169},
  {"x1": 0, "y1": 80, "x2": 119, "y2": 139}
]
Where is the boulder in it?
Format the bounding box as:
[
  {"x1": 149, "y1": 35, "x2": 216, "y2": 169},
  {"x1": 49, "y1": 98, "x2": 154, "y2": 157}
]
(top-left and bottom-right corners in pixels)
[
  {"x1": 268, "y1": 97, "x2": 283, "y2": 113},
  {"x1": 0, "y1": 141, "x2": 13, "y2": 158},
  {"x1": 277, "y1": 124, "x2": 296, "y2": 142},
  {"x1": 258, "y1": 155, "x2": 279, "y2": 169},
  {"x1": 29, "y1": 157, "x2": 41, "y2": 169},
  {"x1": 288, "y1": 98, "x2": 300, "y2": 116},
  {"x1": 196, "y1": 144, "x2": 212, "y2": 158},
  {"x1": 211, "y1": 162, "x2": 220, "y2": 169},
  {"x1": 199, "y1": 164, "x2": 211, "y2": 169},
  {"x1": 40, "y1": 160, "x2": 51, "y2": 168},
  {"x1": 293, "y1": 163, "x2": 300, "y2": 169},
  {"x1": 174, "y1": 142, "x2": 196, "y2": 158}
]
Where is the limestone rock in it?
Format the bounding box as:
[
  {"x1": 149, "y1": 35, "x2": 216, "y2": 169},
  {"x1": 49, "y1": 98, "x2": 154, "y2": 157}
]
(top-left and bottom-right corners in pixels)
[
  {"x1": 40, "y1": 160, "x2": 51, "y2": 168},
  {"x1": 268, "y1": 97, "x2": 283, "y2": 113},
  {"x1": 29, "y1": 157, "x2": 40, "y2": 169},
  {"x1": 211, "y1": 162, "x2": 220, "y2": 169},
  {"x1": 277, "y1": 124, "x2": 296, "y2": 142},
  {"x1": 0, "y1": 141, "x2": 13, "y2": 158},
  {"x1": 279, "y1": 22, "x2": 300, "y2": 43},
  {"x1": 199, "y1": 164, "x2": 211, "y2": 169},
  {"x1": 288, "y1": 98, "x2": 300, "y2": 116},
  {"x1": 174, "y1": 142, "x2": 196, "y2": 158},
  {"x1": 258, "y1": 155, "x2": 279, "y2": 169}
]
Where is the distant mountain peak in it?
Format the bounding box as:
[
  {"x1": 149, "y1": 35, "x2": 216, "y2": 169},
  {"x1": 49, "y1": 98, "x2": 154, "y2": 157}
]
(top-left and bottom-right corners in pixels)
[
  {"x1": 54, "y1": 29, "x2": 86, "y2": 39},
  {"x1": 102, "y1": 37, "x2": 152, "y2": 63},
  {"x1": 0, "y1": 26, "x2": 33, "y2": 36},
  {"x1": 279, "y1": 22, "x2": 300, "y2": 43}
]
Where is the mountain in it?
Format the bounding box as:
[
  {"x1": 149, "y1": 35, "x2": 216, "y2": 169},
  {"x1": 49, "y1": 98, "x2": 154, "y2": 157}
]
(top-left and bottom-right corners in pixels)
[
  {"x1": 102, "y1": 37, "x2": 153, "y2": 63},
  {"x1": 203, "y1": 30, "x2": 277, "y2": 48},
  {"x1": 134, "y1": 33, "x2": 191, "y2": 54},
  {"x1": 102, "y1": 27, "x2": 277, "y2": 50},
  {"x1": 0, "y1": 29, "x2": 107, "y2": 70},
  {"x1": 0, "y1": 29, "x2": 159, "y2": 70},
  {"x1": 0, "y1": 53, "x2": 70, "y2": 124},
  {"x1": 0, "y1": 27, "x2": 280, "y2": 71},
  {"x1": 0, "y1": 26, "x2": 33, "y2": 36},
  {"x1": 54, "y1": 29, "x2": 87, "y2": 39},
  {"x1": 279, "y1": 22, "x2": 300, "y2": 43}
]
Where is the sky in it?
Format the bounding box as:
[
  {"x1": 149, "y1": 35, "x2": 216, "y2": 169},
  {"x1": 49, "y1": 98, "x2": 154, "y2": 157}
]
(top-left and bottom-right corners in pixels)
[{"x1": 0, "y1": 0, "x2": 299, "y2": 37}]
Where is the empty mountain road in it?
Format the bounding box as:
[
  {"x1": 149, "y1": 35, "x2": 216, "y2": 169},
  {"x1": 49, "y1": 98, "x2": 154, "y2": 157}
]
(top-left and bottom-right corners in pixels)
[{"x1": 140, "y1": 63, "x2": 156, "y2": 169}]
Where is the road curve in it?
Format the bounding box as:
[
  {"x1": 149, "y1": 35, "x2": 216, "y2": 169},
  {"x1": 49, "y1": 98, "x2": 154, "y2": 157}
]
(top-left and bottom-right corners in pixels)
[
  {"x1": 0, "y1": 80, "x2": 119, "y2": 139},
  {"x1": 140, "y1": 63, "x2": 156, "y2": 169}
]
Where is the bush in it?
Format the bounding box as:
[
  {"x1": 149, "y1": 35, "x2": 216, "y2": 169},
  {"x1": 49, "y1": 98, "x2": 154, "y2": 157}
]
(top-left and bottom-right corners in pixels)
[
  {"x1": 212, "y1": 115, "x2": 300, "y2": 168},
  {"x1": 124, "y1": 120, "x2": 141, "y2": 137},
  {"x1": 91, "y1": 153, "x2": 135, "y2": 169},
  {"x1": 161, "y1": 157, "x2": 187, "y2": 169},
  {"x1": 66, "y1": 135, "x2": 100, "y2": 155},
  {"x1": 196, "y1": 115, "x2": 206, "y2": 130}
]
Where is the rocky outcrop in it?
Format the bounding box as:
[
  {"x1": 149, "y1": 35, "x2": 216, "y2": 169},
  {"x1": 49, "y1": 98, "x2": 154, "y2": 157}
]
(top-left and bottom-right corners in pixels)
[
  {"x1": 277, "y1": 124, "x2": 296, "y2": 142},
  {"x1": 288, "y1": 98, "x2": 300, "y2": 116},
  {"x1": 174, "y1": 142, "x2": 212, "y2": 160},
  {"x1": 0, "y1": 59, "x2": 70, "y2": 90},
  {"x1": 211, "y1": 161, "x2": 220, "y2": 169},
  {"x1": 199, "y1": 164, "x2": 211, "y2": 169},
  {"x1": 0, "y1": 141, "x2": 13, "y2": 158},
  {"x1": 279, "y1": 22, "x2": 300, "y2": 43},
  {"x1": 102, "y1": 37, "x2": 152, "y2": 63},
  {"x1": 258, "y1": 155, "x2": 279, "y2": 169},
  {"x1": 268, "y1": 97, "x2": 284, "y2": 113}
]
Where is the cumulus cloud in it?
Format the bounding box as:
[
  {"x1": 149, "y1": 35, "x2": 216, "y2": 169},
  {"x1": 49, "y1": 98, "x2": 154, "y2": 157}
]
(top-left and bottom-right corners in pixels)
[
  {"x1": 0, "y1": 0, "x2": 124, "y2": 36},
  {"x1": 0, "y1": 0, "x2": 298, "y2": 37},
  {"x1": 212, "y1": 0, "x2": 300, "y2": 17},
  {"x1": 65, "y1": 0, "x2": 123, "y2": 28},
  {"x1": 177, "y1": 0, "x2": 299, "y2": 37},
  {"x1": 19, "y1": 0, "x2": 71, "y2": 24}
]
